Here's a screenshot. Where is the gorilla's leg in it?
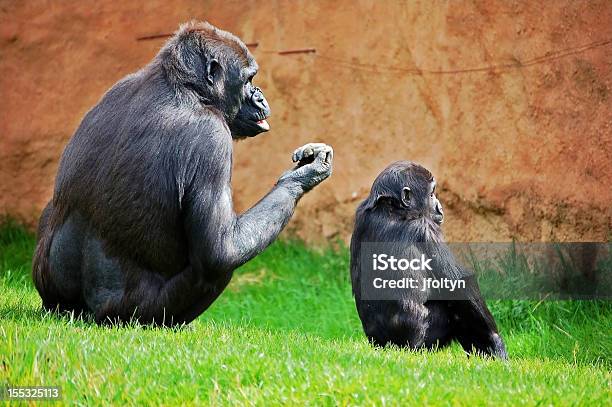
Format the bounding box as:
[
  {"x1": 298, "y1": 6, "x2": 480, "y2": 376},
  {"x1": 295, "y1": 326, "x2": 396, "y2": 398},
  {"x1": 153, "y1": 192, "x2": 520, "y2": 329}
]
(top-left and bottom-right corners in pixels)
[
  {"x1": 93, "y1": 266, "x2": 229, "y2": 326},
  {"x1": 33, "y1": 201, "x2": 58, "y2": 310},
  {"x1": 39, "y1": 209, "x2": 88, "y2": 314},
  {"x1": 80, "y1": 234, "x2": 126, "y2": 321},
  {"x1": 164, "y1": 271, "x2": 232, "y2": 325},
  {"x1": 371, "y1": 300, "x2": 429, "y2": 349},
  {"x1": 49, "y1": 214, "x2": 85, "y2": 299},
  {"x1": 452, "y1": 299, "x2": 508, "y2": 359},
  {"x1": 392, "y1": 311, "x2": 427, "y2": 349},
  {"x1": 82, "y1": 236, "x2": 230, "y2": 326},
  {"x1": 362, "y1": 314, "x2": 390, "y2": 347},
  {"x1": 117, "y1": 264, "x2": 231, "y2": 326},
  {"x1": 422, "y1": 301, "x2": 453, "y2": 350}
]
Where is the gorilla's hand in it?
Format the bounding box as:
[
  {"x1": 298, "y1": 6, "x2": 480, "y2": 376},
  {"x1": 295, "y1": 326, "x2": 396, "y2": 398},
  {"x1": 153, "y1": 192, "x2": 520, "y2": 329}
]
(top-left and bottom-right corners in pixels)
[
  {"x1": 292, "y1": 143, "x2": 329, "y2": 167},
  {"x1": 278, "y1": 143, "x2": 333, "y2": 193}
]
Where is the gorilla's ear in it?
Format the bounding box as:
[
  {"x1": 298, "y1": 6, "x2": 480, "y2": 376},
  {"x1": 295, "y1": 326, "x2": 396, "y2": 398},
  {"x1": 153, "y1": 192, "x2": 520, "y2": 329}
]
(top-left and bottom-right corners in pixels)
[
  {"x1": 206, "y1": 58, "x2": 221, "y2": 86},
  {"x1": 401, "y1": 187, "x2": 411, "y2": 207}
]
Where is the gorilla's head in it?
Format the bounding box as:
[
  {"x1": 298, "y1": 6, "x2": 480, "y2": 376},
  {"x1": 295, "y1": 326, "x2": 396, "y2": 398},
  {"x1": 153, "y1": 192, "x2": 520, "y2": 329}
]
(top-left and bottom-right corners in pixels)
[
  {"x1": 163, "y1": 21, "x2": 271, "y2": 139},
  {"x1": 362, "y1": 161, "x2": 444, "y2": 225}
]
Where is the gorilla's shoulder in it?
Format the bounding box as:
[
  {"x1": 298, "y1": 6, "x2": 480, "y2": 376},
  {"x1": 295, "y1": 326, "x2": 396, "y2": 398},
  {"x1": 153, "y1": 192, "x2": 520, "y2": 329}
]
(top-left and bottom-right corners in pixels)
[{"x1": 159, "y1": 105, "x2": 231, "y2": 145}]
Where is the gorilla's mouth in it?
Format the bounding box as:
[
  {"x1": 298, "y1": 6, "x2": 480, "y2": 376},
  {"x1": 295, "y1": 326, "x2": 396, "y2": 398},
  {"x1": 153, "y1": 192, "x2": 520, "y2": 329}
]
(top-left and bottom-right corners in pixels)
[{"x1": 255, "y1": 118, "x2": 270, "y2": 131}]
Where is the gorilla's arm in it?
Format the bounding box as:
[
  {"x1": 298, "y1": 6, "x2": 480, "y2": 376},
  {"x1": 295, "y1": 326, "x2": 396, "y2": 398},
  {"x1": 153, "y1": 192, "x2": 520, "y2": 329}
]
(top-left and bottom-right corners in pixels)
[
  {"x1": 226, "y1": 180, "x2": 300, "y2": 265},
  {"x1": 184, "y1": 134, "x2": 332, "y2": 274}
]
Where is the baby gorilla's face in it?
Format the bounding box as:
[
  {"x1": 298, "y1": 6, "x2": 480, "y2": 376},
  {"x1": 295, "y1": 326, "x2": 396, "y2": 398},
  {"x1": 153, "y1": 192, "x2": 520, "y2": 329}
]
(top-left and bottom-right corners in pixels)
[
  {"x1": 400, "y1": 178, "x2": 444, "y2": 225},
  {"x1": 427, "y1": 181, "x2": 444, "y2": 224}
]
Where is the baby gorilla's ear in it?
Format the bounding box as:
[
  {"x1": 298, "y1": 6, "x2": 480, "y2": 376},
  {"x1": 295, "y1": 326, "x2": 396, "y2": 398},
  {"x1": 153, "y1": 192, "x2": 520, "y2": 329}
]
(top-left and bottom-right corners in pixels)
[{"x1": 401, "y1": 187, "x2": 411, "y2": 207}]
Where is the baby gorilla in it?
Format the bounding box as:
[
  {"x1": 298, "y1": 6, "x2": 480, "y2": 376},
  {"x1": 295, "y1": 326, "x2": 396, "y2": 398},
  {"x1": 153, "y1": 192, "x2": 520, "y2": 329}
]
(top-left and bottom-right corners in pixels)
[{"x1": 350, "y1": 161, "x2": 507, "y2": 358}]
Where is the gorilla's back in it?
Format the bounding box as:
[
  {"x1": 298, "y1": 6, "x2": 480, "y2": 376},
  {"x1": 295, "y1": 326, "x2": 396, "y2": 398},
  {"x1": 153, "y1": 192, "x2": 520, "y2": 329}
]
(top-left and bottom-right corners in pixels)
[{"x1": 52, "y1": 68, "x2": 189, "y2": 277}]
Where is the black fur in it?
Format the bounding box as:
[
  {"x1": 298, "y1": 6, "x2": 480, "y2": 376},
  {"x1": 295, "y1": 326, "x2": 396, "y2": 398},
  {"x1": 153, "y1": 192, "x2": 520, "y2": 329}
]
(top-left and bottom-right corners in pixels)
[
  {"x1": 350, "y1": 161, "x2": 507, "y2": 358},
  {"x1": 32, "y1": 21, "x2": 333, "y2": 326}
]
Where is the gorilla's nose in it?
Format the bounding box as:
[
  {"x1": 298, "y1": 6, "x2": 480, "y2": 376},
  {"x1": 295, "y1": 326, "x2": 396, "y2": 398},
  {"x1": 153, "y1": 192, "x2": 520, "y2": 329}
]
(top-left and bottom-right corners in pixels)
[
  {"x1": 435, "y1": 201, "x2": 444, "y2": 216},
  {"x1": 253, "y1": 88, "x2": 264, "y2": 102},
  {"x1": 432, "y1": 200, "x2": 444, "y2": 224},
  {"x1": 252, "y1": 88, "x2": 270, "y2": 115}
]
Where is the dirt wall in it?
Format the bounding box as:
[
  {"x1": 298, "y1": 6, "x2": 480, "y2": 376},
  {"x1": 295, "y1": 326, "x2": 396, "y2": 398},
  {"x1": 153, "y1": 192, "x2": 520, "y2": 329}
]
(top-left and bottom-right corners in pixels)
[{"x1": 1, "y1": 0, "x2": 611, "y2": 243}]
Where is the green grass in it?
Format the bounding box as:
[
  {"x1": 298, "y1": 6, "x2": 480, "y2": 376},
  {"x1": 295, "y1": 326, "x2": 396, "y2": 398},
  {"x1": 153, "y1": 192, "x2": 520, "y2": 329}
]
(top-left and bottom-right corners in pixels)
[{"x1": 0, "y1": 221, "x2": 610, "y2": 405}]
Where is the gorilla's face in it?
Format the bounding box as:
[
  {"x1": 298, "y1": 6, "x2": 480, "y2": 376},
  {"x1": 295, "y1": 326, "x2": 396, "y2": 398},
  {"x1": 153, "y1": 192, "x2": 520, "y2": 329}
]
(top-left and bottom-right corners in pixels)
[
  {"x1": 182, "y1": 38, "x2": 271, "y2": 139},
  {"x1": 401, "y1": 180, "x2": 444, "y2": 225},
  {"x1": 228, "y1": 63, "x2": 271, "y2": 139}
]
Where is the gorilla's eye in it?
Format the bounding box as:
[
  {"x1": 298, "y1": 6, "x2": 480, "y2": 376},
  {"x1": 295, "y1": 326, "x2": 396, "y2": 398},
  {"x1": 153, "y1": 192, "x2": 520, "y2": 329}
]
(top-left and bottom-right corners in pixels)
[{"x1": 430, "y1": 185, "x2": 436, "y2": 197}]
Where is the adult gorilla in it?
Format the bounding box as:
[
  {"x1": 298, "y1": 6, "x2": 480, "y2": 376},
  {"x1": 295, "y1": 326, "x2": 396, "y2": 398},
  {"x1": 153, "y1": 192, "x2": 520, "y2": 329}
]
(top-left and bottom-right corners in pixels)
[{"x1": 33, "y1": 21, "x2": 333, "y2": 326}]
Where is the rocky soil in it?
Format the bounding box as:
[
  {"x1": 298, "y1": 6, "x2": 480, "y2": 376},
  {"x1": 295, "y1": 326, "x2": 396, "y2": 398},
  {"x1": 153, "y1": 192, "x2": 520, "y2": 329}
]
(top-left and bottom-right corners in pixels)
[{"x1": 1, "y1": 0, "x2": 610, "y2": 243}]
